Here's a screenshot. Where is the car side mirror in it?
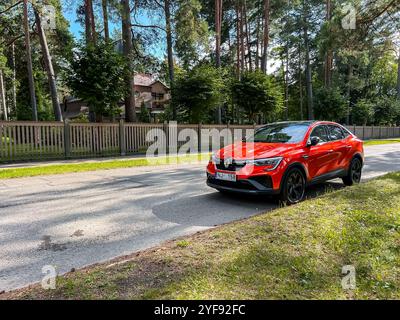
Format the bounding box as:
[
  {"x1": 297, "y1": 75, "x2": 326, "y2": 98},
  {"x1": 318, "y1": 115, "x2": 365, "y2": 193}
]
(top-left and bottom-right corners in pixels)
[{"x1": 307, "y1": 136, "x2": 320, "y2": 147}]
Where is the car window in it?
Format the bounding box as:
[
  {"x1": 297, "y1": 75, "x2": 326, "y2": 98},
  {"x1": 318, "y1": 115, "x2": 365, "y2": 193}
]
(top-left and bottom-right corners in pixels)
[
  {"x1": 327, "y1": 125, "x2": 345, "y2": 141},
  {"x1": 248, "y1": 123, "x2": 310, "y2": 143},
  {"x1": 341, "y1": 127, "x2": 352, "y2": 138},
  {"x1": 310, "y1": 125, "x2": 329, "y2": 142}
]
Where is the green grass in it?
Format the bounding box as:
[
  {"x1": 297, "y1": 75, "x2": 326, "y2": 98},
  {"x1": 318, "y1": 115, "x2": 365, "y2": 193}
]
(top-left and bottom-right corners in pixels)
[
  {"x1": 4, "y1": 172, "x2": 400, "y2": 300},
  {"x1": 0, "y1": 153, "x2": 210, "y2": 180},
  {"x1": 363, "y1": 139, "x2": 400, "y2": 146}
]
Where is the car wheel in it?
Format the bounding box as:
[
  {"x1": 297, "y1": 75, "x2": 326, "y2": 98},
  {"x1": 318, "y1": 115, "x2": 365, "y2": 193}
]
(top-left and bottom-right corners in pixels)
[
  {"x1": 342, "y1": 157, "x2": 362, "y2": 186},
  {"x1": 280, "y1": 167, "x2": 306, "y2": 205}
]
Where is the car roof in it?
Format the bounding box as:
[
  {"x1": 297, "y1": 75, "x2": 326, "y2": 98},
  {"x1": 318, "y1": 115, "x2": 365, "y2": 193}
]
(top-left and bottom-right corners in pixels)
[
  {"x1": 265, "y1": 120, "x2": 344, "y2": 126},
  {"x1": 261, "y1": 121, "x2": 316, "y2": 126}
]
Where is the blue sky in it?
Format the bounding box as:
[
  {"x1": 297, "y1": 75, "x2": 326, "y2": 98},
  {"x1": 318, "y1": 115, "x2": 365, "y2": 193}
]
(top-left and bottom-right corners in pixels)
[{"x1": 61, "y1": 2, "x2": 166, "y2": 59}]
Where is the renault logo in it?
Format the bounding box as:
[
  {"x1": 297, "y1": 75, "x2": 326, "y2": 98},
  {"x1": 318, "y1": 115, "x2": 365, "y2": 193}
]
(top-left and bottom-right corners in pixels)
[{"x1": 224, "y1": 157, "x2": 233, "y2": 167}]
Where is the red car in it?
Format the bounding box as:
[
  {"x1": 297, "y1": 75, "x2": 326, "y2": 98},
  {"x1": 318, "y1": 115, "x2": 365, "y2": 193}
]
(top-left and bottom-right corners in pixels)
[{"x1": 207, "y1": 121, "x2": 364, "y2": 204}]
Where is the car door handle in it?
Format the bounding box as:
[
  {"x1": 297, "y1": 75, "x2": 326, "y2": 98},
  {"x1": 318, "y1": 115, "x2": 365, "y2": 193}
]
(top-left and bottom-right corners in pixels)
[
  {"x1": 345, "y1": 145, "x2": 352, "y2": 149},
  {"x1": 327, "y1": 150, "x2": 334, "y2": 153},
  {"x1": 302, "y1": 155, "x2": 309, "y2": 159}
]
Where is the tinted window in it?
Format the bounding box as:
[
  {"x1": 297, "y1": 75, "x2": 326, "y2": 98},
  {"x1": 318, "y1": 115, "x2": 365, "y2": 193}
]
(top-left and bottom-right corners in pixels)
[
  {"x1": 248, "y1": 123, "x2": 309, "y2": 143},
  {"x1": 342, "y1": 127, "x2": 351, "y2": 138},
  {"x1": 310, "y1": 125, "x2": 329, "y2": 142},
  {"x1": 327, "y1": 125, "x2": 345, "y2": 141}
]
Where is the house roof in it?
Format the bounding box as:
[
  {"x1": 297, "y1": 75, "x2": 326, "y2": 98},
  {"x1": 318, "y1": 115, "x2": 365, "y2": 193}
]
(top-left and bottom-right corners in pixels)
[
  {"x1": 134, "y1": 73, "x2": 169, "y2": 89},
  {"x1": 134, "y1": 73, "x2": 154, "y2": 87}
]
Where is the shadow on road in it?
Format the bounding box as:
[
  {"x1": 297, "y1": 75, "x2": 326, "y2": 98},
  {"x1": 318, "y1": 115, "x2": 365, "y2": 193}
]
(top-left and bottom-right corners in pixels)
[{"x1": 152, "y1": 180, "x2": 345, "y2": 227}]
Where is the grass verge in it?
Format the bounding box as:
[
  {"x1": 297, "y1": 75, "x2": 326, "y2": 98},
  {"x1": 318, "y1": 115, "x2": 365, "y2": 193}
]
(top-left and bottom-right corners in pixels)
[
  {"x1": 363, "y1": 139, "x2": 400, "y2": 146},
  {"x1": 0, "y1": 153, "x2": 210, "y2": 180},
  {"x1": 3, "y1": 172, "x2": 400, "y2": 300}
]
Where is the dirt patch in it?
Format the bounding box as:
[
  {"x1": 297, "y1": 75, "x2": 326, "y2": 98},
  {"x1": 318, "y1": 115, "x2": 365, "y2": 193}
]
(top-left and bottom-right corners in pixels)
[{"x1": 38, "y1": 235, "x2": 68, "y2": 252}]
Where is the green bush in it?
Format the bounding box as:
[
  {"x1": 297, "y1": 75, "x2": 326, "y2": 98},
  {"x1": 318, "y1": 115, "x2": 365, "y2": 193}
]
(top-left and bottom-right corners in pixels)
[
  {"x1": 67, "y1": 42, "x2": 128, "y2": 120},
  {"x1": 172, "y1": 64, "x2": 226, "y2": 123},
  {"x1": 314, "y1": 86, "x2": 347, "y2": 122},
  {"x1": 231, "y1": 71, "x2": 283, "y2": 123}
]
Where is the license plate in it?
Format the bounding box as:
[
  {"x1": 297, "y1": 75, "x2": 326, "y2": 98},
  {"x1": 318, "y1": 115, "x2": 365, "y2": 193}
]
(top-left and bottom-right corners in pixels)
[{"x1": 215, "y1": 172, "x2": 236, "y2": 182}]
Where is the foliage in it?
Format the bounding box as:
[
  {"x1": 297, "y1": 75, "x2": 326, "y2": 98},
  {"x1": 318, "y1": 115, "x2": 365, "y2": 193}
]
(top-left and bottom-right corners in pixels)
[
  {"x1": 313, "y1": 86, "x2": 347, "y2": 122},
  {"x1": 175, "y1": 0, "x2": 210, "y2": 70},
  {"x1": 172, "y1": 64, "x2": 226, "y2": 123},
  {"x1": 352, "y1": 99, "x2": 374, "y2": 125},
  {"x1": 138, "y1": 101, "x2": 151, "y2": 123},
  {"x1": 373, "y1": 96, "x2": 400, "y2": 126},
  {"x1": 0, "y1": 0, "x2": 399, "y2": 125},
  {"x1": 67, "y1": 42, "x2": 128, "y2": 119},
  {"x1": 231, "y1": 71, "x2": 283, "y2": 123}
]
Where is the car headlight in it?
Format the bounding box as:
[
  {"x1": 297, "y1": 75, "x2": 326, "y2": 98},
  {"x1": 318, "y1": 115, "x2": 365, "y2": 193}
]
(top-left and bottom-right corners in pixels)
[{"x1": 246, "y1": 156, "x2": 283, "y2": 171}]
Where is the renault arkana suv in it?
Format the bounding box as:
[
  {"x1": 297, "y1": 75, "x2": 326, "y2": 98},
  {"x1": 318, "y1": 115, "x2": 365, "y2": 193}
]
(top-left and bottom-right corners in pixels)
[{"x1": 207, "y1": 121, "x2": 364, "y2": 204}]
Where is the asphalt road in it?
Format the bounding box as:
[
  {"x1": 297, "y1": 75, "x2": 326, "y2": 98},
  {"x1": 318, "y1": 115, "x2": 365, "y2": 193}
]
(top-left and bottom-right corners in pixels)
[{"x1": 0, "y1": 143, "x2": 399, "y2": 292}]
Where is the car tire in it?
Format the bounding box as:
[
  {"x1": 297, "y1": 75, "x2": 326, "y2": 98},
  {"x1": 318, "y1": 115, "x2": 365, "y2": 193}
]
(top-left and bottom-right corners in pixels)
[
  {"x1": 342, "y1": 157, "x2": 362, "y2": 186},
  {"x1": 280, "y1": 167, "x2": 306, "y2": 205}
]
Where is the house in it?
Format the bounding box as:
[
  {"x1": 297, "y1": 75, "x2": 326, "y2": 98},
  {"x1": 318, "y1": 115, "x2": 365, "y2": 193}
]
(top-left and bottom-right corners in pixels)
[
  {"x1": 62, "y1": 73, "x2": 170, "y2": 122},
  {"x1": 134, "y1": 73, "x2": 170, "y2": 120}
]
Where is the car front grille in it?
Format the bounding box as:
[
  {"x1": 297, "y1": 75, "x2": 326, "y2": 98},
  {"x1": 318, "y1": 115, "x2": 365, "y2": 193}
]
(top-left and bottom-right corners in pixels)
[{"x1": 215, "y1": 160, "x2": 246, "y2": 172}]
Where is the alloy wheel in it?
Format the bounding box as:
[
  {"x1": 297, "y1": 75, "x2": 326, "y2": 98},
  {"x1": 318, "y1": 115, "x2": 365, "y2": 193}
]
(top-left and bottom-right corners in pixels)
[
  {"x1": 351, "y1": 158, "x2": 362, "y2": 183},
  {"x1": 286, "y1": 170, "x2": 306, "y2": 203}
]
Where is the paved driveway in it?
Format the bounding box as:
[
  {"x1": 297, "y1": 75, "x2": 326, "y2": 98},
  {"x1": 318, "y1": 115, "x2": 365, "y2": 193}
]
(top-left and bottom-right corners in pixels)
[{"x1": 0, "y1": 143, "x2": 399, "y2": 292}]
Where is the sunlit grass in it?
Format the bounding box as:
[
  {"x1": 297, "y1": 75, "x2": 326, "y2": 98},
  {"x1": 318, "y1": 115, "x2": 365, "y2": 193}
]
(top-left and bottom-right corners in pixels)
[
  {"x1": 0, "y1": 153, "x2": 210, "y2": 180},
  {"x1": 363, "y1": 139, "x2": 400, "y2": 146}
]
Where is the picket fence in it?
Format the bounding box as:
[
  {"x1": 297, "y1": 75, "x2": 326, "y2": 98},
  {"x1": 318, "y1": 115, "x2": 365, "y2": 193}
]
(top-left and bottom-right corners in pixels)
[{"x1": 0, "y1": 121, "x2": 399, "y2": 163}]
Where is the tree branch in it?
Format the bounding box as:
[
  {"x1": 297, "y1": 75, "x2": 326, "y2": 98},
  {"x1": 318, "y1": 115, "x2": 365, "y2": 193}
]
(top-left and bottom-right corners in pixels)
[
  {"x1": 0, "y1": 1, "x2": 22, "y2": 15},
  {"x1": 131, "y1": 23, "x2": 166, "y2": 33},
  {"x1": 2, "y1": 34, "x2": 24, "y2": 46}
]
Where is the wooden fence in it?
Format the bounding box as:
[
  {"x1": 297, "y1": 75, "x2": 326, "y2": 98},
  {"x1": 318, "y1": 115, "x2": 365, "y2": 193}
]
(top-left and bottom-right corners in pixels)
[{"x1": 0, "y1": 121, "x2": 399, "y2": 163}]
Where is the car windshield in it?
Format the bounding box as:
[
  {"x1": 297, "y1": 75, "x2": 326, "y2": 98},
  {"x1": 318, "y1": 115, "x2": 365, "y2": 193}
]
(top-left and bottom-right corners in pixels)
[{"x1": 247, "y1": 123, "x2": 310, "y2": 143}]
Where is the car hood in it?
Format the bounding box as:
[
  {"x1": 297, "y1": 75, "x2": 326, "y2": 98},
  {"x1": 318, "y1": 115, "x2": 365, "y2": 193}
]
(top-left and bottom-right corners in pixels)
[{"x1": 215, "y1": 142, "x2": 297, "y2": 160}]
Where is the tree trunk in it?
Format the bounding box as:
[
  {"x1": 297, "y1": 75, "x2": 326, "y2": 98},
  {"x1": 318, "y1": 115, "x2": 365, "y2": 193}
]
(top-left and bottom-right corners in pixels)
[
  {"x1": 121, "y1": 0, "x2": 137, "y2": 123},
  {"x1": 324, "y1": 0, "x2": 333, "y2": 88},
  {"x1": 284, "y1": 46, "x2": 289, "y2": 121},
  {"x1": 164, "y1": 0, "x2": 175, "y2": 119},
  {"x1": 35, "y1": 9, "x2": 63, "y2": 122},
  {"x1": 303, "y1": 7, "x2": 314, "y2": 120},
  {"x1": 298, "y1": 44, "x2": 303, "y2": 120},
  {"x1": 239, "y1": 2, "x2": 245, "y2": 72},
  {"x1": 23, "y1": 0, "x2": 37, "y2": 121},
  {"x1": 346, "y1": 63, "x2": 353, "y2": 125},
  {"x1": 261, "y1": 0, "x2": 270, "y2": 73},
  {"x1": 255, "y1": 8, "x2": 261, "y2": 70},
  {"x1": 215, "y1": 0, "x2": 223, "y2": 124},
  {"x1": 244, "y1": 0, "x2": 252, "y2": 71},
  {"x1": 12, "y1": 42, "x2": 17, "y2": 116},
  {"x1": 0, "y1": 69, "x2": 7, "y2": 121},
  {"x1": 215, "y1": 0, "x2": 222, "y2": 68},
  {"x1": 84, "y1": 0, "x2": 96, "y2": 44},
  {"x1": 102, "y1": 0, "x2": 110, "y2": 41},
  {"x1": 397, "y1": 53, "x2": 400, "y2": 99},
  {"x1": 235, "y1": 2, "x2": 240, "y2": 78}
]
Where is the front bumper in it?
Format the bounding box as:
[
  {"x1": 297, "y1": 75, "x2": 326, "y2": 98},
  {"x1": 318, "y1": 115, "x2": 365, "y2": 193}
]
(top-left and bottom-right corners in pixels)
[{"x1": 206, "y1": 174, "x2": 280, "y2": 195}]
